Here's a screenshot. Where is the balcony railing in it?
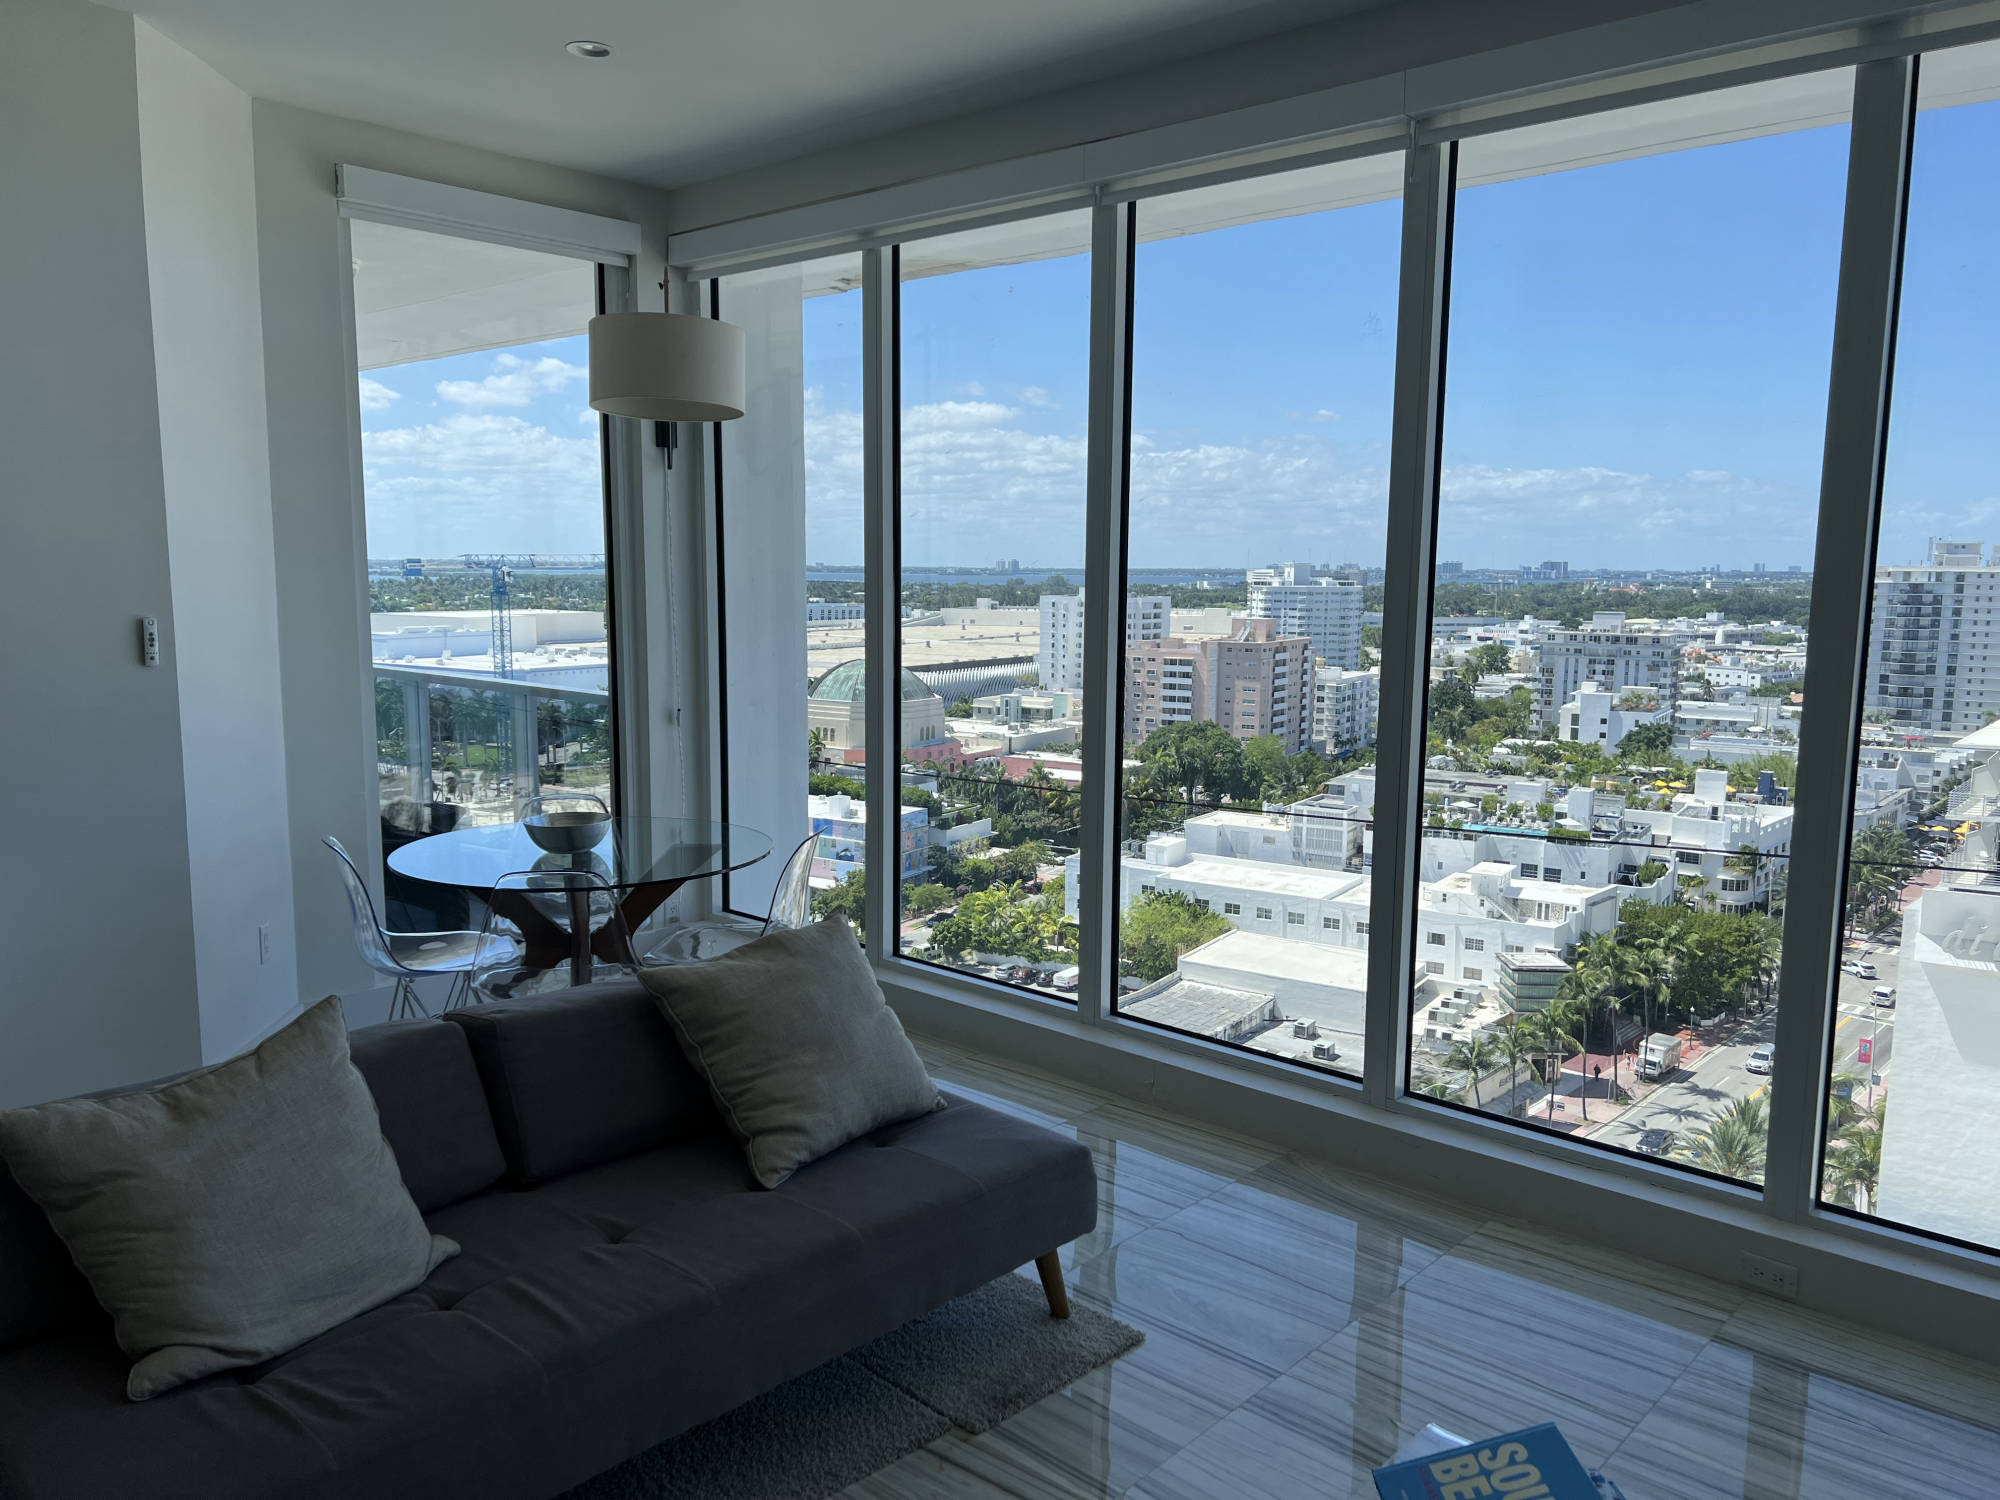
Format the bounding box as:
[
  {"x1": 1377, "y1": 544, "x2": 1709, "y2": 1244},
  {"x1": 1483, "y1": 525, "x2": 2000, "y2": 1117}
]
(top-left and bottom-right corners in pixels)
[{"x1": 374, "y1": 663, "x2": 611, "y2": 825}]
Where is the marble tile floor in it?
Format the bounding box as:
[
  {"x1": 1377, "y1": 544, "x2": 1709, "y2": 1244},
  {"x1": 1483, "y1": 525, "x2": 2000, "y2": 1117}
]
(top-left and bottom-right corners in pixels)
[{"x1": 839, "y1": 1037, "x2": 2000, "y2": 1500}]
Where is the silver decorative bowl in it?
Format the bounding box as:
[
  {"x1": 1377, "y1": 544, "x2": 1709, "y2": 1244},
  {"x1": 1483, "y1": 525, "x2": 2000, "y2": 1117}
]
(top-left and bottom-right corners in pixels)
[{"x1": 523, "y1": 810, "x2": 611, "y2": 854}]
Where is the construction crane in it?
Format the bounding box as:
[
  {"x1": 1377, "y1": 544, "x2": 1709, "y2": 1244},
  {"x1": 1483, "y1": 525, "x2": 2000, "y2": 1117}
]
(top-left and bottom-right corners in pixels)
[{"x1": 487, "y1": 562, "x2": 514, "y2": 678}]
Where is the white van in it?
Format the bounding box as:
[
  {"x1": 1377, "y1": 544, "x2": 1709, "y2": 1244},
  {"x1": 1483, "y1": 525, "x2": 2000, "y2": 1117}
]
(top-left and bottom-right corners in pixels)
[
  {"x1": 1872, "y1": 985, "x2": 1896, "y2": 1008},
  {"x1": 1053, "y1": 966, "x2": 1080, "y2": 992}
]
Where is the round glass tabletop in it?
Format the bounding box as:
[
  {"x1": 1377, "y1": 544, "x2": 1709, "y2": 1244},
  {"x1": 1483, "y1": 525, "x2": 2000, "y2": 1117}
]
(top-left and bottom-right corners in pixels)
[{"x1": 385, "y1": 817, "x2": 772, "y2": 893}]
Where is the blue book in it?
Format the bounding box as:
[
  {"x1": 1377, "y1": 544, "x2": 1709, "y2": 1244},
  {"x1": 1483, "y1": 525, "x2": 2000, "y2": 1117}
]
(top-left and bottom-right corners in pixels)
[{"x1": 1373, "y1": 1423, "x2": 1600, "y2": 1500}]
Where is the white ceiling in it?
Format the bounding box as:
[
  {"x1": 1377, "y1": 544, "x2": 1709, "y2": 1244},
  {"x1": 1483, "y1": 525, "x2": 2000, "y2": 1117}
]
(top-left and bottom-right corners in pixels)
[{"x1": 122, "y1": 0, "x2": 1389, "y2": 189}]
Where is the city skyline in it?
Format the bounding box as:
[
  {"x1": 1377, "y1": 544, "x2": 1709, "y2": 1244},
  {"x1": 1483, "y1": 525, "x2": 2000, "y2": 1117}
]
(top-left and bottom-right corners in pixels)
[{"x1": 357, "y1": 99, "x2": 1997, "y2": 581}]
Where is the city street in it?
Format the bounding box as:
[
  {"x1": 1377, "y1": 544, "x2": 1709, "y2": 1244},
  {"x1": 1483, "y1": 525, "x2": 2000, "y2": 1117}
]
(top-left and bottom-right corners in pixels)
[{"x1": 1589, "y1": 946, "x2": 1896, "y2": 1155}]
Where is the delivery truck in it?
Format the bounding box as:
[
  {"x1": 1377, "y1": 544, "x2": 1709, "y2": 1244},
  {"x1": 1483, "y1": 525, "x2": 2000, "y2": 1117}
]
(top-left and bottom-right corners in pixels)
[{"x1": 1638, "y1": 1033, "x2": 1684, "y2": 1081}]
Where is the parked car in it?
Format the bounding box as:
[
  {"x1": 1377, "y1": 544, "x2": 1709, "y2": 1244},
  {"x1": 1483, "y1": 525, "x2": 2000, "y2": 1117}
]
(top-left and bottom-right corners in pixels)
[
  {"x1": 1856, "y1": 963, "x2": 1877, "y2": 979},
  {"x1": 1872, "y1": 985, "x2": 1896, "y2": 1008},
  {"x1": 1747, "y1": 1043, "x2": 1775, "y2": 1075},
  {"x1": 1005, "y1": 965, "x2": 1037, "y2": 984}
]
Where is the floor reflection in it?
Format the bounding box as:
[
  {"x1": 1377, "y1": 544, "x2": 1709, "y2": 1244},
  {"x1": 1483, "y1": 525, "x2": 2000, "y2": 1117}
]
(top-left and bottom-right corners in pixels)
[{"x1": 839, "y1": 1039, "x2": 2000, "y2": 1499}]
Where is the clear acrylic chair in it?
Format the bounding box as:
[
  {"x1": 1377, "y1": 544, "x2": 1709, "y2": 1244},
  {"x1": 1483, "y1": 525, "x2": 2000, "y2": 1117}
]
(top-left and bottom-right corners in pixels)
[
  {"x1": 323, "y1": 836, "x2": 520, "y2": 1019},
  {"x1": 472, "y1": 867, "x2": 636, "y2": 1000},
  {"x1": 643, "y1": 833, "x2": 818, "y2": 965}
]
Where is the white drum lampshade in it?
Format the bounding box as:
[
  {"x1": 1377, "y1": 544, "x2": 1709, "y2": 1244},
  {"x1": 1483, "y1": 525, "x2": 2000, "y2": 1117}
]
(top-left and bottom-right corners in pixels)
[{"x1": 588, "y1": 312, "x2": 746, "y2": 422}]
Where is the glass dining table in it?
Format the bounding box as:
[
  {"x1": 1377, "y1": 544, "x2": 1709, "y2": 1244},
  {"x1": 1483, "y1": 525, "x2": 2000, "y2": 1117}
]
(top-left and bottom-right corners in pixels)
[{"x1": 386, "y1": 817, "x2": 771, "y2": 986}]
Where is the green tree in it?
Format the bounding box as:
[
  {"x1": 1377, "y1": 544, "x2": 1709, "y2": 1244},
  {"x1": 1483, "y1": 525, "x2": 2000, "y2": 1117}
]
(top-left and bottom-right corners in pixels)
[
  {"x1": 1492, "y1": 1018, "x2": 1540, "y2": 1119},
  {"x1": 948, "y1": 695, "x2": 975, "y2": 716},
  {"x1": 1444, "y1": 1033, "x2": 1503, "y2": 1109},
  {"x1": 1526, "y1": 1008, "x2": 1584, "y2": 1122},
  {"x1": 1134, "y1": 722, "x2": 1254, "y2": 807},
  {"x1": 1674, "y1": 1095, "x2": 1768, "y2": 1182},
  {"x1": 1616, "y1": 720, "x2": 1676, "y2": 761},
  {"x1": 810, "y1": 869, "x2": 867, "y2": 941},
  {"x1": 807, "y1": 727, "x2": 829, "y2": 765},
  {"x1": 989, "y1": 841, "x2": 1052, "y2": 883},
  {"x1": 903, "y1": 882, "x2": 951, "y2": 916},
  {"x1": 1412, "y1": 1066, "x2": 1467, "y2": 1103},
  {"x1": 1119, "y1": 891, "x2": 1230, "y2": 983},
  {"x1": 1822, "y1": 1107, "x2": 1884, "y2": 1214},
  {"x1": 1469, "y1": 642, "x2": 1513, "y2": 677},
  {"x1": 1847, "y1": 824, "x2": 1916, "y2": 928}
]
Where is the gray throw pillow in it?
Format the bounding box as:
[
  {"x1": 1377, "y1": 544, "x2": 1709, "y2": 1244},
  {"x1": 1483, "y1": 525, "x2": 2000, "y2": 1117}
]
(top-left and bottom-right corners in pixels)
[
  {"x1": 640, "y1": 916, "x2": 942, "y2": 1187},
  {"x1": 0, "y1": 996, "x2": 455, "y2": 1400}
]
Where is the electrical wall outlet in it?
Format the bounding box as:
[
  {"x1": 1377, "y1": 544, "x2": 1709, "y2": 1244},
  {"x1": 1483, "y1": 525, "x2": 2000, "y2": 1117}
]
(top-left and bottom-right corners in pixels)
[
  {"x1": 258, "y1": 924, "x2": 272, "y2": 965},
  {"x1": 1741, "y1": 1252, "x2": 1798, "y2": 1299}
]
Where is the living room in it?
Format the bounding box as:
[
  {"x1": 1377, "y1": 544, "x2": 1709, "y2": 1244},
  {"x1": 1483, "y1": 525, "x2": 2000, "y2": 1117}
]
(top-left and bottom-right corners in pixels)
[{"x1": 7, "y1": 0, "x2": 2000, "y2": 1495}]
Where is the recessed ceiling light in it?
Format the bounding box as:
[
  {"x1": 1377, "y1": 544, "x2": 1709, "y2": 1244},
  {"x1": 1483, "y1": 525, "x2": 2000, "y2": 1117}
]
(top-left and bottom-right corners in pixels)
[{"x1": 565, "y1": 40, "x2": 612, "y2": 59}]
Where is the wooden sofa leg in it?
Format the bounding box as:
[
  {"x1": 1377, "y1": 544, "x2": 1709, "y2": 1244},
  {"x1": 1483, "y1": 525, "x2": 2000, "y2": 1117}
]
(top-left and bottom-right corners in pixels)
[{"x1": 1034, "y1": 1251, "x2": 1070, "y2": 1319}]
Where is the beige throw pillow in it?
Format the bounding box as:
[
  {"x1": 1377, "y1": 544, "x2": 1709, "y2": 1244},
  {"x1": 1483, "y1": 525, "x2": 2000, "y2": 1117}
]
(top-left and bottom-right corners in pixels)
[
  {"x1": 0, "y1": 996, "x2": 455, "y2": 1400},
  {"x1": 641, "y1": 916, "x2": 942, "y2": 1187}
]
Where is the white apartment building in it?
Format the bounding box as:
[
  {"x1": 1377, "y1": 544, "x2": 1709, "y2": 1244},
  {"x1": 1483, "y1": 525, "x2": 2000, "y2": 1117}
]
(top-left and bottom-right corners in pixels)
[
  {"x1": 1107, "y1": 833, "x2": 1624, "y2": 989},
  {"x1": 1037, "y1": 590, "x2": 1169, "y2": 692},
  {"x1": 1246, "y1": 562, "x2": 1364, "y2": 669},
  {"x1": 1535, "y1": 611, "x2": 1681, "y2": 729},
  {"x1": 1621, "y1": 769, "x2": 1793, "y2": 911},
  {"x1": 1313, "y1": 667, "x2": 1380, "y2": 754},
  {"x1": 1876, "y1": 741, "x2": 2000, "y2": 1245},
  {"x1": 1557, "y1": 679, "x2": 1670, "y2": 749},
  {"x1": 1865, "y1": 539, "x2": 2000, "y2": 736},
  {"x1": 1700, "y1": 656, "x2": 1805, "y2": 691},
  {"x1": 804, "y1": 600, "x2": 865, "y2": 622}
]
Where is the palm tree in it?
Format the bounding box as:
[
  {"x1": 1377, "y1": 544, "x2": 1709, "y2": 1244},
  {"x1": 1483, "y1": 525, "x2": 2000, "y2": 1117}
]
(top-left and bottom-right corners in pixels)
[
  {"x1": 1751, "y1": 921, "x2": 1782, "y2": 1010},
  {"x1": 1823, "y1": 1125, "x2": 1882, "y2": 1213},
  {"x1": 1527, "y1": 1007, "x2": 1584, "y2": 1121},
  {"x1": 1554, "y1": 966, "x2": 1611, "y2": 1116},
  {"x1": 1675, "y1": 1095, "x2": 1769, "y2": 1182},
  {"x1": 1492, "y1": 1018, "x2": 1540, "y2": 1119},
  {"x1": 1444, "y1": 1033, "x2": 1503, "y2": 1110},
  {"x1": 1411, "y1": 1066, "x2": 1466, "y2": 1103},
  {"x1": 807, "y1": 727, "x2": 829, "y2": 767},
  {"x1": 1823, "y1": 1072, "x2": 1867, "y2": 1135}
]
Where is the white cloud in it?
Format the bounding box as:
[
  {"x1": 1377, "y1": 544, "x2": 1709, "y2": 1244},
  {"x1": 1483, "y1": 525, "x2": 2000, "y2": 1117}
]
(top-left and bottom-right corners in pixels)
[
  {"x1": 1018, "y1": 385, "x2": 1055, "y2": 408},
  {"x1": 436, "y1": 353, "x2": 586, "y2": 409},
  {"x1": 357, "y1": 377, "x2": 401, "y2": 412},
  {"x1": 791, "y1": 392, "x2": 1828, "y2": 570},
  {"x1": 360, "y1": 413, "x2": 602, "y2": 554}
]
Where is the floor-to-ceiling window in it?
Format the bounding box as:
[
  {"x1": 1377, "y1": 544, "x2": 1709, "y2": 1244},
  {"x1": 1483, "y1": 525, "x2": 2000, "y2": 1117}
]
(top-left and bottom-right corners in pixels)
[
  {"x1": 896, "y1": 213, "x2": 1093, "y2": 994},
  {"x1": 1819, "y1": 40, "x2": 2000, "y2": 1248},
  {"x1": 713, "y1": 255, "x2": 866, "y2": 926},
  {"x1": 1408, "y1": 72, "x2": 1854, "y2": 1178},
  {"x1": 348, "y1": 221, "x2": 612, "y2": 926},
  {"x1": 1111, "y1": 156, "x2": 1402, "y2": 1077}
]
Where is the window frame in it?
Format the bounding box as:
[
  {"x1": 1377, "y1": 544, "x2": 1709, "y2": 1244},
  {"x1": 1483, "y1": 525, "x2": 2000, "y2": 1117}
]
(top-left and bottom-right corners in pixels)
[{"x1": 677, "y1": 27, "x2": 2000, "y2": 1326}]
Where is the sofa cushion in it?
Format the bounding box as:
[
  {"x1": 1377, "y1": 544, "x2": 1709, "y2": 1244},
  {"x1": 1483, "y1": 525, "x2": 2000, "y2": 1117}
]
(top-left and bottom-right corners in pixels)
[
  {"x1": 444, "y1": 979, "x2": 723, "y2": 1184},
  {"x1": 0, "y1": 1163, "x2": 99, "y2": 1349},
  {"x1": 0, "y1": 1094, "x2": 1098, "y2": 1500},
  {"x1": 639, "y1": 916, "x2": 943, "y2": 1187},
  {"x1": 347, "y1": 1018, "x2": 506, "y2": 1212},
  {"x1": 0, "y1": 997, "x2": 457, "y2": 1400}
]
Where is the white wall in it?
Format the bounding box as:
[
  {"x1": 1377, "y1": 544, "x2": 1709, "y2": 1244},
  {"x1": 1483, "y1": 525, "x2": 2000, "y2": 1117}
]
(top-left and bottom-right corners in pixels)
[
  {"x1": 135, "y1": 21, "x2": 302, "y2": 1061},
  {"x1": 0, "y1": 0, "x2": 205, "y2": 1104}
]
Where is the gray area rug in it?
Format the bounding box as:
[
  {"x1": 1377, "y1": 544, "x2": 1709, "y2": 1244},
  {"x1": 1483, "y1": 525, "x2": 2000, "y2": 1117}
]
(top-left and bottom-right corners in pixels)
[{"x1": 564, "y1": 1273, "x2": 1143, "y2": 1500}]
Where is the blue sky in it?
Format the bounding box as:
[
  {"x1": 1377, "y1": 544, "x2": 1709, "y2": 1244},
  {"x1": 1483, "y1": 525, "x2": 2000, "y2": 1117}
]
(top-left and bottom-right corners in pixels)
[{"x1": 358, "y1": 99, "x2": 1997, "y2": 574}]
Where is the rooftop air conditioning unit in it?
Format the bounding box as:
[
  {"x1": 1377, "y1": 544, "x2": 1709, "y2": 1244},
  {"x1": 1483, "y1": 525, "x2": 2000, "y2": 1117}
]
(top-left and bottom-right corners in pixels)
[{"x1": 1292, "y1": 1019, "x2": 1319, "y2": 1040}]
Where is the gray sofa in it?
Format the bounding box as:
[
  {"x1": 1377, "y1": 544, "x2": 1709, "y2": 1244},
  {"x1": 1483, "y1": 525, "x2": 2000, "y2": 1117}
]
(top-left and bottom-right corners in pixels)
[{"x1": 0, "y1": 979, "x2": 1099, "y2": 1500}]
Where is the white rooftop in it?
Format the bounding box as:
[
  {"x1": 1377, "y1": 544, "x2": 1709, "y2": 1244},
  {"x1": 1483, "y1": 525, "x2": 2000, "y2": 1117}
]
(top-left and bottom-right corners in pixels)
[{"x1": 1131, "y1": 851, "x2": 1368, "y2": 902}]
